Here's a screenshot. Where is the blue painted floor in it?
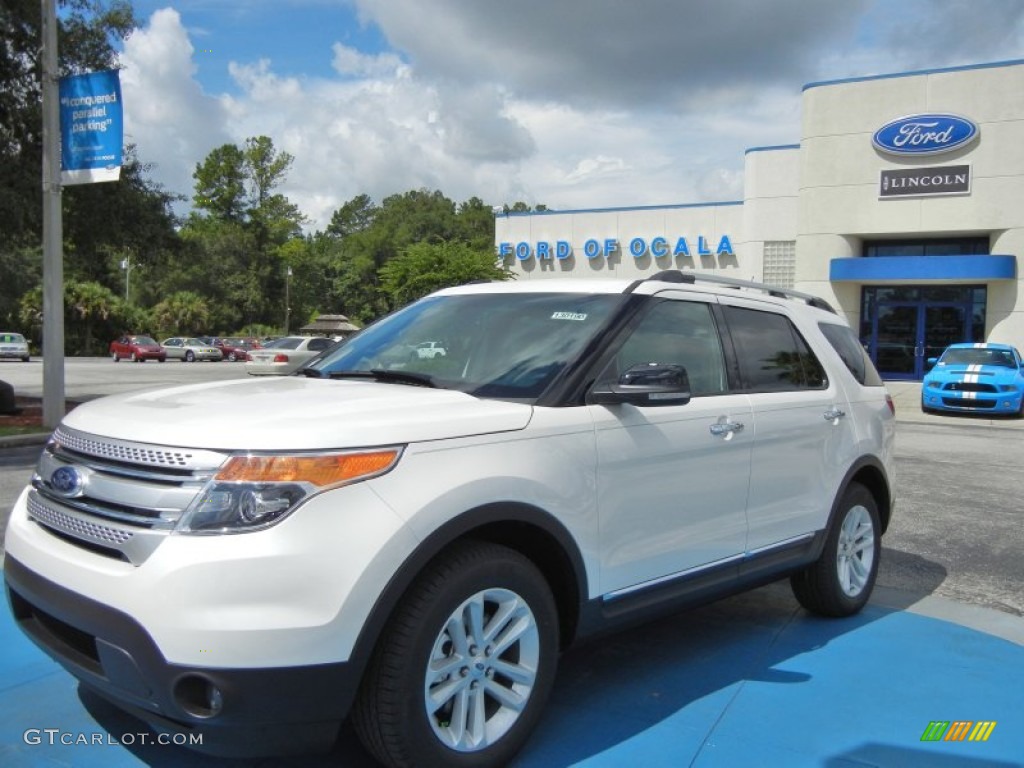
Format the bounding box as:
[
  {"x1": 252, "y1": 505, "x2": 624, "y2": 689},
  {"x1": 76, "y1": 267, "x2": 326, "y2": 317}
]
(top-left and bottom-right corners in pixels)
[{"x1": 2, "y1": 580, "x2": 1022, "y2": 767}]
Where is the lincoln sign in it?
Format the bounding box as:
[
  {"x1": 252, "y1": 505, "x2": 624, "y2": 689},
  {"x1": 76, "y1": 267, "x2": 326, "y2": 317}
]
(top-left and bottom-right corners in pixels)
[{"x1": 879, "y1": 165, "x2": 971, "y2": 199}]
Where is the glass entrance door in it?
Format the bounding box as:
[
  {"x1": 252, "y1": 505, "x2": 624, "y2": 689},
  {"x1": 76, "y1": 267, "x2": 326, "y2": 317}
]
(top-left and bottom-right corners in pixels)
[
  {"x1": 872, "y1": 302, "x2": 971, "y2": 379},
  {"x1": 874, "y1": 304, "x2": 918, "y2": 378}
]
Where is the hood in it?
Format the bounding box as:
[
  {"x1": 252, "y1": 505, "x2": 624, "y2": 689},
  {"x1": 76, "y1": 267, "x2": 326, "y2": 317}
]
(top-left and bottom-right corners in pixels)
[
  {"x1": 929, "y1": 364, "x2": 1017, "y2": 382},
  {"x1": 61, "y1": 377, "x2": 534, "y2": 451}
]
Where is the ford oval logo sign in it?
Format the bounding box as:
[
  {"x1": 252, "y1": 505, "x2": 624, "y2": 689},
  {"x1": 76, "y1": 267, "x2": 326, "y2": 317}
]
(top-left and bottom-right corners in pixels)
[
  {"x1": 50, "y1": 466, "x2": 83, "y2": 497},
  {"x1": 873, "y1": 114, "x2": 978, "y2": 156}
]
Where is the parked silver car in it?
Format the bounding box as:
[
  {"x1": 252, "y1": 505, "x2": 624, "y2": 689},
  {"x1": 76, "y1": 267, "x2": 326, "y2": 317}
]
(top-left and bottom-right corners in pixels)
[
  {"x1": 245, "y1": 336, "x2": 337, "y2": 375},
  {"x1": 161, "y1": 337, "x2": 224, "y2": 362}
]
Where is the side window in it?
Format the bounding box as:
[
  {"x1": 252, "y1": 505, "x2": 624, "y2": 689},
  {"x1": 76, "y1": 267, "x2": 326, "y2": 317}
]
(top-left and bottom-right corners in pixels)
[
  {"x1": 308, "y1": 338, "x2": 333, "y2": 351},
  {"x1": 599, "y1": 300, "x2": 728, "y2": 396},
  {"x1": 724, "y1": 306, "x2": 827, "y2": 392},
  {"x1": 818, "y1": 322, "x2": 883, "y2": 386}
]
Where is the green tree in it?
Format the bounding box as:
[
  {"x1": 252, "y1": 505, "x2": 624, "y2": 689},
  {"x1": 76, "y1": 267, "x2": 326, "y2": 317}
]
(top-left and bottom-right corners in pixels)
[
  {"x1": 379, "y1": 240, "x2": 510, "y2": 308},
  {"x1": 454, "y1": 196, "x2": 496, "y2": 251},
  {"x1": 1, "y1": 0, "x2": 136, "y2": 247},
  {"x1": 192, "y1": 143, "x2": 247, "y2": 222},
  {"x1": 17, "y1": 278, "x2": 140, "y2": 355},
  {"x1": 326, "y1": 194, "x2": 378, "y2": 239},
  {"x1": 152, "y1": 291, "x2": 212, "y2": 336}
]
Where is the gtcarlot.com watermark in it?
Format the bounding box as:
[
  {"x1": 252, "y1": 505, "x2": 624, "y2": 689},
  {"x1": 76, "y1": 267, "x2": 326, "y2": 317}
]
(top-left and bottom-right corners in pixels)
[{"x1": 23, "y1": 728, "x2": 202, "y2": 747}]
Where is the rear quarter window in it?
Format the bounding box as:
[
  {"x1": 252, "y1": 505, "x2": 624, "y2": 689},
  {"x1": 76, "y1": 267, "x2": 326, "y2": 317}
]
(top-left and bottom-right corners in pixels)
[{"x1": 818, "y1": 322, "x2": 883, "y2": 386}]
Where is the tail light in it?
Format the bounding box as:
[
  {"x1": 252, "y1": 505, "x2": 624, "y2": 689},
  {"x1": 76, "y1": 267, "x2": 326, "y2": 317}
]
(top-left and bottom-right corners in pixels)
[
  {"x1": 885, "y1": 394, "x2": 895, "y2": 416},
  {"x1": 274, "y1": 354, "x2": 289, "y2": 363}
]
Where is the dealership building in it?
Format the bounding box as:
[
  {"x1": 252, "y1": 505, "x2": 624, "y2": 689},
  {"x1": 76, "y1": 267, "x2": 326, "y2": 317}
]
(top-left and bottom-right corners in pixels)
[{"x1": 495, "y1": 59, "x2": 1023, "y2": 380}]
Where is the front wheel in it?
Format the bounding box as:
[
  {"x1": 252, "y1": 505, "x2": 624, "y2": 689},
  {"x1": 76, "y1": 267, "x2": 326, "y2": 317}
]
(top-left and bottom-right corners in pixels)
[
  {"x1": 185, "y1": 351, "x2": 195, "y2": 363},
  {"x1": 130, "y1": 352, "x2": 139, "y2": 362},
  {"x1": 791, "y1": 482, "x2": 881, "y2": 617},
  {"x1": 111, "y1": 352, "x2": 120, "y2": 362},
  {"x1": 353, "y1": 541, "x2": 559, "y2": 768}
]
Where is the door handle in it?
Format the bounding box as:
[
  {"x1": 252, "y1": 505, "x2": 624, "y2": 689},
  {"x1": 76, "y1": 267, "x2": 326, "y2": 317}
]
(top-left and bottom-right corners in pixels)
[
  {"x1": 709, "y1": 421, "x2": 744, "y2": 437},
  {"x1": 823, "y1": 408, "x2": 846, "y2": 421}
]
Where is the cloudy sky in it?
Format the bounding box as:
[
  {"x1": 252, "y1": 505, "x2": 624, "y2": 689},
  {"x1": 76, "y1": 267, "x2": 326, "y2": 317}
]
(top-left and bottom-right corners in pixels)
[{"x1": 117, "y1": 0, "x2": 1024, "y2": 230}]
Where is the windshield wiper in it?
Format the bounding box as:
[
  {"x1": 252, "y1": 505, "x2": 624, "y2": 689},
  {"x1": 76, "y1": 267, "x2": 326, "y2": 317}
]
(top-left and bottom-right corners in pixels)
[{"x1": 327, "y1": 369, "x2": 437, "y2": 388}]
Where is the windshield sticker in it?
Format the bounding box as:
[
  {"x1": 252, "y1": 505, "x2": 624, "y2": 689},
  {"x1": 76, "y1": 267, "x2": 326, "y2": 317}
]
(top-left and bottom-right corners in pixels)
[{"x1": 551, "y1": 312, "x2": 588, "y2": 321}]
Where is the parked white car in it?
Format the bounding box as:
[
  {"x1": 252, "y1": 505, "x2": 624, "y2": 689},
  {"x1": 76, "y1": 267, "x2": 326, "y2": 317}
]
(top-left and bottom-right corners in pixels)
[
  {"x1": 161, "y1": 337, "x2": 224, "y2": 362},
  {"x1": 244, "y1": 335, "x2": 337, "y2": 375},
  {"x1": 0, "y1": 332, "x2": 30, "y2": 362},
  {"x1": 5, "y1": 272, "x2": 895, "y2": 767},
  {"x1": 413, "y1": 340, "x2": 446, "y2": 359}
]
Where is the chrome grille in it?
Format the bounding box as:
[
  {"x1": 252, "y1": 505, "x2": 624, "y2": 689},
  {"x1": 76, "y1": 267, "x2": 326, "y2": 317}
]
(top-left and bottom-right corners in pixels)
[
  {"x1": 52, "y1": 426, "x2": 226, "y2": 470},
  {"x1": 27, "y1": 493, "x2": 134, "y2": 546},
  {"x1": 29, "y1": 428, "x2": 229, "y2": 564}
]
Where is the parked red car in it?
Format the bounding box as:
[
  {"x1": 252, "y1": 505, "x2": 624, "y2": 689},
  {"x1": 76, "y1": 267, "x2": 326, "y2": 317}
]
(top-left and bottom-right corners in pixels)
[{"x1": 110, "y1": 335, "x2": 167, "y2": 362}]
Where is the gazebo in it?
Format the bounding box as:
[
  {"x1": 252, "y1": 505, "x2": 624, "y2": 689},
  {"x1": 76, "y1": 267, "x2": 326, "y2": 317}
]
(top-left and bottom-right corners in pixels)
[{"x1": 299, "y1": 314, "x2": 361, "y2": 339}]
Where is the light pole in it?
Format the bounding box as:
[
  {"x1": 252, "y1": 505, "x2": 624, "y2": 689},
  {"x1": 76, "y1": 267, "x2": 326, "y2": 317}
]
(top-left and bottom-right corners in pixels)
[
  {"x1": 121, "y1": 250, "x2": 131, "y2": 302},
  {"x1": 284, "y1": 265, "x2": 292, "y2": 334}
]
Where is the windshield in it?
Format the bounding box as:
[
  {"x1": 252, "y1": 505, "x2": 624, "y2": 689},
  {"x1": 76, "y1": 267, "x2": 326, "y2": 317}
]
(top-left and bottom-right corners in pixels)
[
  {"x1": 306, "y1": 292, "x2": 623, "y2": 401},
  {"x1": 133, "y1": 336, "x2": 157, "y2": 345},
  {"x1": 940, "y1": 347, "x2": 1018, "y2": 368}
]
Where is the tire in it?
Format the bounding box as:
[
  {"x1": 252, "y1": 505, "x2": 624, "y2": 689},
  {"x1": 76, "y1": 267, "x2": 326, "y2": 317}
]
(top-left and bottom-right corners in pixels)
[
  {"x1": 22, "y1": 356, "x2": 30, "y2": 362},
  {"x1": 353, "y1": 541, "x2": 559, "y2": 768},
  {"x1": 228, "y1": 352, "x2": 237, "y2": 362},
  {"x1": 185, "y1": 351, "x2": 195, "y2": 363},
  {"x1": 130, "y1": 352, "x2": 139, "y2": 362},
  {"x1": 791, "y1": 482, "x2": 881, "y2": 617},
  {"x1": 112, "y1": 352, "x2": 120, "y2": 362}
]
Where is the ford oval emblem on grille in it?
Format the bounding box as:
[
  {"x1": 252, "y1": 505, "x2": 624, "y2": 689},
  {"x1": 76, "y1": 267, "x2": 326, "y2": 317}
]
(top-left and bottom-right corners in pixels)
[{"x1": 50, "y1": 466, "x2": 84, "y2": 497}]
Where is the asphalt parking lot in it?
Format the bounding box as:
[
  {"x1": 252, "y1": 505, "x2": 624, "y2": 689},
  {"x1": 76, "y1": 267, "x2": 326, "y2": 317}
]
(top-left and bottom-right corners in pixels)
[{"x1": 1, "y1": 367, "x2": 1022, "y2": 766}]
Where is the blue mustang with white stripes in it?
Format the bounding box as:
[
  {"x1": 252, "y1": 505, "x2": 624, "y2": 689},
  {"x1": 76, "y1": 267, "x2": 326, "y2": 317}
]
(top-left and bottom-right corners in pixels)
[{"x1": 922, "y1": 342, "x2": 1024, "y2": 416}]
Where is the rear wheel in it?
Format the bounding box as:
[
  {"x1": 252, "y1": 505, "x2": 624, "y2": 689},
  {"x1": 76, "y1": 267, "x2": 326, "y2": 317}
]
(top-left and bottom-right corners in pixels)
[
  {"x1": 112, "y1": 352, "x2": 120, "y2": 362},
  {"x1": 791, "y1": 482, "x2": 880, "y2": 617},
  {"x1": 353, "y1": 541, "x2": 559, "y2": 768}
]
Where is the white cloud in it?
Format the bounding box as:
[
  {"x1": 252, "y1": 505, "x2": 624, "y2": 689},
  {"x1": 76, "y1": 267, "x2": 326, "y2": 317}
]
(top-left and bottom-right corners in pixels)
[
  {"x1": 120, "y1": 2, "x2": 1024, "y2": 230},
  {"x1": 118, "y1": 8, "x2": 232, "y2": 207}
]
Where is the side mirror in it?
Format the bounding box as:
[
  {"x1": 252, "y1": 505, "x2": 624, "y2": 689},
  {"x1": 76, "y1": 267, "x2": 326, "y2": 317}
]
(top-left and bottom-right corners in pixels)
[
  {"x1": 590, "y1": 363, "x2": 692, "y2": 407},
  {"x1": 926, "y1": 357, "x2": 938, "y2": 367}
]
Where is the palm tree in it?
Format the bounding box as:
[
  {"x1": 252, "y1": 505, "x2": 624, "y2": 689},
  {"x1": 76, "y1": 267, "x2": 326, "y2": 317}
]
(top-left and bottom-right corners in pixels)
[{"x1": 152, "y1": 291, "x2": 212, "y2": 336}]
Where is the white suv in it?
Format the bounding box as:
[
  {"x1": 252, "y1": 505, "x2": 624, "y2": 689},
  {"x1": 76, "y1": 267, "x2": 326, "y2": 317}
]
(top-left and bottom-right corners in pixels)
[{"x1": 4, "y1": 271, "x2": 895, "y2": 767}]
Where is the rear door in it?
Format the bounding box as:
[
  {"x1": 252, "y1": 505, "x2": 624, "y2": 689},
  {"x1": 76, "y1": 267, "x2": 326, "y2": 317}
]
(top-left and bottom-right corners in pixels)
[{"x1": 718, "y1": 298, "x2": 856, "y2": 550}]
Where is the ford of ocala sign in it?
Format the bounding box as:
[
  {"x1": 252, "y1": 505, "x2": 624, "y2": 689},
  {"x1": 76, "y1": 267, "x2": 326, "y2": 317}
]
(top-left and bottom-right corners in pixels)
[{"x1": 872, "y1": 114, "x2": 978, "y2": 156}]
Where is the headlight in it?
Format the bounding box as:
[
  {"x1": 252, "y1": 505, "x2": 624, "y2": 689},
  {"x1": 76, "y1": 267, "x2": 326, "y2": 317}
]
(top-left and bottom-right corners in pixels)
[
  {"x1": 176, "y1": 448, "x2": 402, "y2": 534},
  {"x1": 926, "y1": 380, "x2": 941, "y2": 389}
]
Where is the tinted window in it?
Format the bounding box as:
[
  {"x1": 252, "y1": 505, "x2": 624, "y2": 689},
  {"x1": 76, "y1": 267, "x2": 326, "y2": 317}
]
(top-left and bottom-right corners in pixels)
[
  {"x1": 818, "y1": 322, "x2": 883, "y2": 386},
  {"x1": 724, "y1": 306, "x2": 826, "y2": 392},
  {"x1": 598, "y1": 299, "x2": 727, "y2": 396}
]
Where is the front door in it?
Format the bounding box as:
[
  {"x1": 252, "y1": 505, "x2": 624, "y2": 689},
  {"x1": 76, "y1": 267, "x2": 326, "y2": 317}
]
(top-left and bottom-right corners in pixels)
[{"x1": 872, "y1": 302, "x2": 971, "y2": 379}]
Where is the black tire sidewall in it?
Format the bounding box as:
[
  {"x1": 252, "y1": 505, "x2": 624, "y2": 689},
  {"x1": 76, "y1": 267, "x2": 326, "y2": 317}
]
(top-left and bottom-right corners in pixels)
[
  {"x1": 358, "y1": 542, "x2": 559, "y2": 768},
  {"x1": 793, "y1": 483, "x2": 881, "y2": 617}
]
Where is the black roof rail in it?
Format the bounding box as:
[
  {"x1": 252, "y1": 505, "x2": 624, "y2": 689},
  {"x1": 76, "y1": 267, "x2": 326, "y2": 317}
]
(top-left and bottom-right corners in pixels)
[{"x1": 645, "y1": 270, "x2": 836, "y2": 314}]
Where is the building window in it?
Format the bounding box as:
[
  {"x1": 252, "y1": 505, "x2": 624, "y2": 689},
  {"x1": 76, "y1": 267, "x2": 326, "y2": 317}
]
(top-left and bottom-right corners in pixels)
[
  {"x1": 763, "y1": 241, "x2": 796, "y2": 288},
  {"x1": 863, "y1": 237, "x2": 989, "y2": 257}
]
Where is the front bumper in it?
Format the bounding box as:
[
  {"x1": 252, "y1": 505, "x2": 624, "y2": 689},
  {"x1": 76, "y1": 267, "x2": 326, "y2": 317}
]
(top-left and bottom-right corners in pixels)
[
  {"x1": 5, "y1": 556, "x2": 355, "y2": 757},
  {"x1": 922, "y1": 389, "x2": 1023, "y2": 414}
]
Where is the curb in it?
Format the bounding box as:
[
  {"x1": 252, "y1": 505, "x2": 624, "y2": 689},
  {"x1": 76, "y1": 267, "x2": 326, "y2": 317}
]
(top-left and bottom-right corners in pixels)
[{"x1": 0, "y1": 432, "x2": 50, "y2": 449}]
